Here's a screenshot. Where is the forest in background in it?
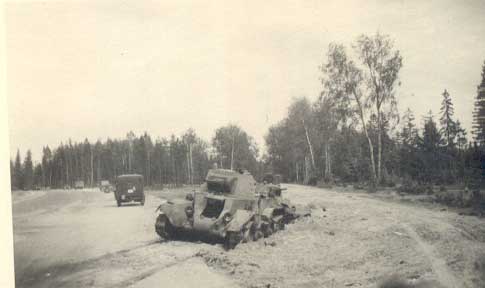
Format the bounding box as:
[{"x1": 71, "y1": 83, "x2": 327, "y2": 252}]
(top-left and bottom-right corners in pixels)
[
  {"x1": 9, "y1": 126, "x2": 260, "y2": 190},
  {"x1": 265, "y1": 33, "x2": 485, "y2": 198},
  {"x1": 9, "y1": 33, "x2": 485, "y2": 196}
]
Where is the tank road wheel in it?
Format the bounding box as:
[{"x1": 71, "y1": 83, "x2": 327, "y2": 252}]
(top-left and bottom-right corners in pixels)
[
  {"x1": 155, "y1": 215, "x2": 174, "y2": 240},
  {"x1": 261, "y1": 222, "x2": 274, "y2": 238},
  {"x1": 224, "y1": 231, "x2": 242, "y2": 250},
  {"x1": 242, "y1": 225, "x2": 252, "y2": 243},
  {"x1": 253, "y1": 230, "x2": 264, "y2": 241},
  {"x1": 275, "y1": 221, "x2": 285, "y2": 231}
]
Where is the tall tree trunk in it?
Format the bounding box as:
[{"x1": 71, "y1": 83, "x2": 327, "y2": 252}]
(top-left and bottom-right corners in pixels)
[
  {"x1": 186, "y1": 144, "x2": 191, "y2": 184},
  {"x1": 97, "y1": 157, "x2": 101, "y2": 182},
  {"x1": 304, "y1": 155, "x2": 311, "y2": 184},
  {"x1": 324, "y1": 145, "x2": 328, "y2": 179},
  {"x1": 230, "y1": 134, "x2": 235, "y2": 170},
  {"x1": 324, "y1": 142, "x2": 332, "y2": 181},
  {"x1": 377, "y1": 108, "x2": 382, "y2": 184},
  {"x1": 159, "y1": 154, "x2": 163, "y2": 187},
  {"x1": 147, "y1": 150, "x2": 151, "y2": 186},
  {"x1": 365, "y1": 130, "x2": 377, "y2": 185},
  {"x1": 296, "y1": 162, "x2": 299, "y2": 183},
  {"x1": 65, "y1": 158, "x2": 69, "y2": 187},
  {"x1": 120, "y1": 155, "x2": 125, "y2": 176},
  {"x1": 128, "y1": 152, "x2": 131, "y2": 173},
  {"x1": 172, "y1": 150, "x2": 177, "y2": 187},
  {"x1": 302, "y1": 119, "x2": 316, "y2": 169},
  {"x1": 90, "y1": 149, "x2": 94, "y2": 186},
  {"x1": 42, "y1": 167, "x2": 45, "y2": 187},
  {"x1": 189, "y1": 144, "x2": 193, "y2": 185},
  {"x1": 354, "y1": 92, "x2": 377, "y2": 185}
]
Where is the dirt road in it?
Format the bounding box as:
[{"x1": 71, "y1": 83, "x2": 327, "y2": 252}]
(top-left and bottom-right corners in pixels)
[{"x1": 11, "y1": 185, "x2": 485, "y2": 288}]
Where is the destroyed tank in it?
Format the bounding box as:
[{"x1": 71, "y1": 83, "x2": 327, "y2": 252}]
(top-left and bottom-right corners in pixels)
[{"x1": 155, "y1": 169, "x2": 309, "y2": 249}]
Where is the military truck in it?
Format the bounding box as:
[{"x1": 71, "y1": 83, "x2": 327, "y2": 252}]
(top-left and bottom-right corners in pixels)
[
  {"x1": 262, "y1": 173, "x2": 282, "y2": 185},
  {"x1": 155, "y1": 169, "x2": 308, "y2": 249},
  {"x1": 114, "y1": 174, "x2": 145, "y2": 206},
  {"x1": 74, "y1": 180, "x2": 84, "y2": 190},
  {"x1": 99, "y1": 180, "x2": 112, "y2": 193}
]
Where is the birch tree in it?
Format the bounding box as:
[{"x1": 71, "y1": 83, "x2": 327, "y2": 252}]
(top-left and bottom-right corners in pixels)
[
  {"x1": 322, "y1": 43, "x2": 378, "y2": 185},
  {"x1": 355, "y1": 33, "x2": 403, "y2": 183}
]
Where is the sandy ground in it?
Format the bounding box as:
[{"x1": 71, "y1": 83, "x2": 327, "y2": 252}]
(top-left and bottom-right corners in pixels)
[{"x1": 11, "y1": 185, "x2": 485, "y2": 288}]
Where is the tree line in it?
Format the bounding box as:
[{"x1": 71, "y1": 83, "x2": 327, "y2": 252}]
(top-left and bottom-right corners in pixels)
[
  {"x1": 10, "y1": 126, "x2": 260, "y2": 190},
  {"x1": 10, "y1": 32, "x2": 485, "y2": 192},
  {"x1": 265, "y1": 33, "x2": 485, "y2": 189}
]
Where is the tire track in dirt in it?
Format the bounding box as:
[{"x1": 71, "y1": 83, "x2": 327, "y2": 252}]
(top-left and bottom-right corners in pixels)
[
  {"x1": 400, "y1": 223, "x2": 461, "y2": 288},
  {"x1": 12, "y1": 191, "x2": 47, "y2": 204},
  {"x1": 107, "y1": 254, "x2": 197, "y2": 288},
  {"x1": 16, "y1": 240, "x2": 162, "y2": 288}
]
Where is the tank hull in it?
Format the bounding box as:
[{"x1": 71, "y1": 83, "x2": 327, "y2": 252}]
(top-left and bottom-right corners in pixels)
[{"x1": 155, "y1": 169, "x2": 308, "y2": 249}]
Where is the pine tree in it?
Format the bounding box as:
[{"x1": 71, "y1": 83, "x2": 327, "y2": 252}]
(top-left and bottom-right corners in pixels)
[
  {"x1": 10, "y1": 160, "x2": 15, "y2": 190},
  {"x1": 13, "y1": 150, "x2": 23, "y2": 190},
  {"x1": 42, "y1": 146, "x2": 52, "y2": 187},
  {"x1": 23, "y1": 150, "x2": 34, "y2": 190},
  {"x1": 398, "y1": 108, "x2": 420, "y2": 179},
  {"x1": 418, "y1": 111, "x2": 445, "y2": 183},
  {"x1": 33, "y1": 164, "x2": 43, "y2": 187},
  {"x1": 455, "y1": 120, "x2": 468, "y2": 150},
  {"x1": 439, "y1": 89, "x2": 456, "y2": 148},
  {"x1": 421, "y1": 111, "x2": 444, "y2": 152},
  {"x1": 472, "y1": 61, "x2": 485, "y2": 145},
  {"x1": 400, "y1": 108, "x2": 418, "y2": 147}
]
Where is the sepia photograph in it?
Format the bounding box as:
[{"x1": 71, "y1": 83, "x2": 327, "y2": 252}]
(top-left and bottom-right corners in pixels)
[{"x1": 3, "y1": 0, "x2": 485, "y2": 287}]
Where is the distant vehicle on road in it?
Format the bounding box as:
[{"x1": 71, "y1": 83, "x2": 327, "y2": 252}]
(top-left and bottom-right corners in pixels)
[
  {"x1": 262, "y1": 173, "x2": 282, "y2": 185},
  {"x1": 114, "y1": 174, "x2": 145, "y2": 207},
  {"x1": 74, "y1": 181, "x2": 84, "y2": 189},
  {"x1": 99, "y1": 180, "x2": 112, "y2": 193}
]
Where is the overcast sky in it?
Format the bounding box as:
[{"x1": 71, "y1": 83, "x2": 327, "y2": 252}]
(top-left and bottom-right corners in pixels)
[{"x1": 6, "y1": 0, "x2": 485, "y2": 162}]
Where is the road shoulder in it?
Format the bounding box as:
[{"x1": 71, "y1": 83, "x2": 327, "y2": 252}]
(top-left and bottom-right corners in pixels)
[{"x1": 132, "y1": 257, "x2": 240, "y2": 288}]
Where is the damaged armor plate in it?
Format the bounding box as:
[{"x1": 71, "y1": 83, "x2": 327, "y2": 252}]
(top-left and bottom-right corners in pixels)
[{"x1": 155, "y1": 169, "x2": 311, "y2": 249}]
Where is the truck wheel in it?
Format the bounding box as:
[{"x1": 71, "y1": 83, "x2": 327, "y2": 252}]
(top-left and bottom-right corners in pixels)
[
  {"x1": 155, "y1": 215, "x2": 174, "y2": 240},
  {"x1": 140, "y1": 198, "x2": 145, "y2": 206},
  {"x1": 117, "y1": 200, "x2": 121, "y2": 207}
]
